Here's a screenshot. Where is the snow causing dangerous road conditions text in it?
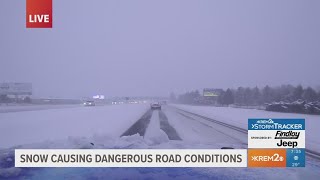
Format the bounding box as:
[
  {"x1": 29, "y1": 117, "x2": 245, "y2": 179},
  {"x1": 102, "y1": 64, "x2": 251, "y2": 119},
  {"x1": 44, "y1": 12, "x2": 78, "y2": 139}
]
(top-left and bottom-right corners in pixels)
[
  {"x1": 19, "y1": 153, "x2": 243, "y2": 163},
  {"x1": 15, "y1": 149, "x2": 247, "y2": 167}
]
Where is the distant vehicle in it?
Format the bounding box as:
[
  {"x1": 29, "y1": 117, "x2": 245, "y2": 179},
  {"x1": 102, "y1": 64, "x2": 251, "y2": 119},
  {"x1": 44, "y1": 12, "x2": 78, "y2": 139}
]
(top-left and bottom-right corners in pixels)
[
  {"x1": 83, "y1": 101, "x2": 95, "y2": 106},
  {"x1": 150, "y1": 102, "x2": 161, "y2": 110}
]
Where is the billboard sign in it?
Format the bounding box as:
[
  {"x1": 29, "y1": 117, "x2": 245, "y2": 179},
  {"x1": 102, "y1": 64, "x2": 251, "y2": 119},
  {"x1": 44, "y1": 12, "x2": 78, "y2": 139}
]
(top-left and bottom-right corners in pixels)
[
  {"x1": 93, "y1": 95, "x2": 105, "y2": 100},
  {"x1": 0, "y1": 83, "x2": 32, "y2": 95},
  {"x1": 203, "y1": 88, "x2": 223, "y2": 97}
]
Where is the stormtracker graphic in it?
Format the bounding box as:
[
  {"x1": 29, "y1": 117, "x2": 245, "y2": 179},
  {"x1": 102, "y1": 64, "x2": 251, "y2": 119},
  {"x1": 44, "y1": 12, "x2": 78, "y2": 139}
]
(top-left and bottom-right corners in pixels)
[{"x1": 248, "y1": 119, "x2": 305, "y2": 149}]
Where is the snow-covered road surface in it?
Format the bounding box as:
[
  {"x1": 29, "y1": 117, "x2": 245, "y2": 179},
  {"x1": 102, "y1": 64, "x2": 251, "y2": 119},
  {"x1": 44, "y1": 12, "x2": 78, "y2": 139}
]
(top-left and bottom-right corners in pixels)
[
  {"x1": 0, "y1": 104, "x2": 320, "y2": 179},
  {"x1": 1, "y1": 104, "x2": 318, "y2": 152},
  {"x1": 173, "y1": 104, "x2": 320, "y2": 153},
  {"x1": 165, "y1": 108, "x2": 246, "y2": 146}
]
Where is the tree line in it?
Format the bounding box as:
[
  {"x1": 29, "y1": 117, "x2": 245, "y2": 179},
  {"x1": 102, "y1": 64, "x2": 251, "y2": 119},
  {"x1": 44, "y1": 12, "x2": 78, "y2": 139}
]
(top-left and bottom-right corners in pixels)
[{"x1": 171, "y1": 85, "x2": 320, "y2": 106}]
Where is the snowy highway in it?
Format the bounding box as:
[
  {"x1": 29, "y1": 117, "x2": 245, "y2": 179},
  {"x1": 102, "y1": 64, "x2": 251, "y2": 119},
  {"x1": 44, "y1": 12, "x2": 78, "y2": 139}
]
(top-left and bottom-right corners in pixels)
[
  {"x1": 1, "y1": 104, "x2": 319, "y2": 153},
  {"x1": 1, "y1": 104, "x2": 320, "y2": 179},
  {"x1": 0, "y1": 104, "x2": 248, "y2": 149}
]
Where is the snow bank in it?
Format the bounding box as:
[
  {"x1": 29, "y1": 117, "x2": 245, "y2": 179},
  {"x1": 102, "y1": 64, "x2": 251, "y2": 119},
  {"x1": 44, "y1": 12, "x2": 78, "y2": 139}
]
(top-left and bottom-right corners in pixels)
[
  {"x1": 0, "y1": 104, "x2": 149, "y2": 148},
  {"x1": 144, "y1": 111, "x2": 170, "y2": 145}
]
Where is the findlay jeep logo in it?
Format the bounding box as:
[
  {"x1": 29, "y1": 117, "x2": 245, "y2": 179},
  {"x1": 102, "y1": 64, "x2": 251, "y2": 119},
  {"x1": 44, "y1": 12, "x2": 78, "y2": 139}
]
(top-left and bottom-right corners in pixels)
[{"x1": 275, "y1": 131, "x2": 300, "y2": 148}]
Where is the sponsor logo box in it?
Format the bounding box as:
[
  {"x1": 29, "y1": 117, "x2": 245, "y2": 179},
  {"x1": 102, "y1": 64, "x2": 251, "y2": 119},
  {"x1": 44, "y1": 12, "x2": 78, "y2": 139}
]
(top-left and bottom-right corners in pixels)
[
  {"x1": 248, "y1": 119, "x2": 305, "y2": 167},
  {"x1": 248, "y1": 119, "x2": 305, "y2": 149}
]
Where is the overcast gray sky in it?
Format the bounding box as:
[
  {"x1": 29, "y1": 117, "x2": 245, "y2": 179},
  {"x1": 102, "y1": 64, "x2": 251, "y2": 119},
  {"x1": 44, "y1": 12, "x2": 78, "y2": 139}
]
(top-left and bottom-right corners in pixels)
[{"x1": 0, "y1": 0, "x2": 319, "y2": 98}]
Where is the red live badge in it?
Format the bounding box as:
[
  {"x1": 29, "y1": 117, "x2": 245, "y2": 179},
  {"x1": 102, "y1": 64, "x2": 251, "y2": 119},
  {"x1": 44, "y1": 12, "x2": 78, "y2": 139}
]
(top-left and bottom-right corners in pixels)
[{"x1": 26, "y1": 0, "x2": 52, "y2": 28}]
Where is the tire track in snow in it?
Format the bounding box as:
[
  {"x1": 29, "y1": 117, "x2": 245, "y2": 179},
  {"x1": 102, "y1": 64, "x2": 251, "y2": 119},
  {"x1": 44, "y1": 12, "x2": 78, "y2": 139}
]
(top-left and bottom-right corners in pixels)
[
  {"x1": 121, "y1": 109, "x2": 153, "y2": 137},
  {"x1": 158, "y1": 110, "x2": 182, "y2": 140},
  {"x1": 176, "y1": 108, "x2": 247, "y2": 134}
]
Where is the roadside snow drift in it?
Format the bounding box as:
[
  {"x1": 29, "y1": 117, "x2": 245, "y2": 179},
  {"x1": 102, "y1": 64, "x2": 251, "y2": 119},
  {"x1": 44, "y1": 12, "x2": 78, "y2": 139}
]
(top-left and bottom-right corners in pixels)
[{"x1": 0, "y1": 104, "x2": 148, "y2": 148}]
